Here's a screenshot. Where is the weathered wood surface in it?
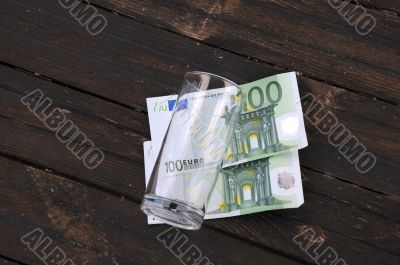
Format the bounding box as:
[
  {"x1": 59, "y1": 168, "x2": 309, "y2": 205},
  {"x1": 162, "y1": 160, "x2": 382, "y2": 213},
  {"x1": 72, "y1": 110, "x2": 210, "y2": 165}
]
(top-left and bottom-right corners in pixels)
[
  {"x1": 1, "y1": 156, "x2": 310, "y2": 265},
  {"x1": 92, "y1": 0, "x2": 400, "y2": 103},
  {"x1": 0, "y1": 0, "x2": 399, "y2": 264},
  {"x1": 1, "y1": 0, "x2": 398, "y2": 195}
]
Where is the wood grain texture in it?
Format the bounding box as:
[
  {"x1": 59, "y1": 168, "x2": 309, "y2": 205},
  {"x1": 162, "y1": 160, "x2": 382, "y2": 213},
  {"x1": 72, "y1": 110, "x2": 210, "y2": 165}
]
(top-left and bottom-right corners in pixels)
[
  {"x1": 1, "y1": 155, "x2": 399, "y2": 265},
  {"x1": 0, "y1": 156, "x2": 305, "y2": 265},
  {"x1": 0, "y1": 0, "x2": 399, "y2": 264},
  {"x1": 0, "y1": 0, "x2": 398, "y2": 194},
  {"x1": 92, "y1": 0, "x2": 400, "y2": 103}
]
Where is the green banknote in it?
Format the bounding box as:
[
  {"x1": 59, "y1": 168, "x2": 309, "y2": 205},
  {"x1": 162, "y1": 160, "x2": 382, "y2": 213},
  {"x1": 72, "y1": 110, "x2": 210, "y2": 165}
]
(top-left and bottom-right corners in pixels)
[
  {"x1": 146, "y1": 72, "x2": 307, "y2": 167},
  {"x1": 223, "y1": 72, "x2": 308, "y2": 167},
  {"x1": 144, "y1": 140, "x2": 303, "y2": 220},
  {"x1": 144, "y1": 72, "x2": 306, "y2": 222}
]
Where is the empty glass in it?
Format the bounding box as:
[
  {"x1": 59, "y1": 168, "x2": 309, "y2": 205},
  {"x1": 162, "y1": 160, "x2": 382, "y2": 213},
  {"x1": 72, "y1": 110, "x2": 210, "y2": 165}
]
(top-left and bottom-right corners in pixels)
[{"x1": 141, "y1": 72, "x2": 241, "y2": 230}]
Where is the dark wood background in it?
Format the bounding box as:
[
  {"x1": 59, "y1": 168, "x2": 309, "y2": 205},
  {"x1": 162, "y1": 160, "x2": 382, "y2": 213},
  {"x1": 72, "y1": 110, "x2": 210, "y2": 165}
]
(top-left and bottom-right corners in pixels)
[{"x1": 0, "y1": 0, "x2": 399, "y2": 264}]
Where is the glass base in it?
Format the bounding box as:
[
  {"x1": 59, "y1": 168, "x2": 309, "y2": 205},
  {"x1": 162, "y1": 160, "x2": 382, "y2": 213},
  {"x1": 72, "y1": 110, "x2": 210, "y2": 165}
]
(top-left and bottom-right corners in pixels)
[{"x1": 141, "y1": 195, "x2": 204, "y2": 230}]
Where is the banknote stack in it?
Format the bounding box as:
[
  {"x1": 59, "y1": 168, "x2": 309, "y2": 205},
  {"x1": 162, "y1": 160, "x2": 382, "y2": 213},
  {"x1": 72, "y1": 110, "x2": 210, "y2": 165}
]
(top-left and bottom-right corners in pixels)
[{"x1": 143, "y1": 72, "x2": 308, "y2": 224}]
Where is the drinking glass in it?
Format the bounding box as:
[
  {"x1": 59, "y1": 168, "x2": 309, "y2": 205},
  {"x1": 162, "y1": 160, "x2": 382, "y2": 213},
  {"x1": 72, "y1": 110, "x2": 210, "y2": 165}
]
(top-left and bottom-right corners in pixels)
[{"x1": 141, "y1": 71, "x2": 241, "y2": 230}]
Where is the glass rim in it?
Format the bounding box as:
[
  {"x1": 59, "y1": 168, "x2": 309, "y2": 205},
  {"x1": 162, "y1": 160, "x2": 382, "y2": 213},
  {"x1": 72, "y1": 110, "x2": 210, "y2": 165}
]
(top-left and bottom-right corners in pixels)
[{"x1": 184, "y1": 71, "x2": 239, "y2": 88}]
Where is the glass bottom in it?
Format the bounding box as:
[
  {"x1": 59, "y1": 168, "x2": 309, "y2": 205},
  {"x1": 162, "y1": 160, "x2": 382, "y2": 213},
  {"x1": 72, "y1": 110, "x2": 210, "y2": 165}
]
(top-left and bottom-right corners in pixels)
[{"x1": 141, "y1": 194, "x2": 204, "y2": 230}]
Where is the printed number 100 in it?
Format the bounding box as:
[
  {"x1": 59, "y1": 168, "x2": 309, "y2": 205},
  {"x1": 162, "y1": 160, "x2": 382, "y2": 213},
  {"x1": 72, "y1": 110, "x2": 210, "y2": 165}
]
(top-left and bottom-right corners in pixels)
[
  {"x1": 165, "y1": 160, "x2": 183, "y2": 173},
  {"x1": 247, "y1": 81, "x2": 283, "y2": 109}
]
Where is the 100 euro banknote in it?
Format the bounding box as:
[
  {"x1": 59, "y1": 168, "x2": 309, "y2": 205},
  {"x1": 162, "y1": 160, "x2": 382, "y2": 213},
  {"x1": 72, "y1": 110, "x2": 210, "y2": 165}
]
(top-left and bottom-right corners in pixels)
[
  {"x1": 223, "y1": 72, "x2": 308, "y2": 167},
  {"x1": 146, "y1": 72, "x2": 308, "y2": 168},
  {"x1": 143, "y1": 72, "x2": 306, "y2": 223},
  {"x1": 144, "y1": 141, "x2": 304, "y2": 222}
]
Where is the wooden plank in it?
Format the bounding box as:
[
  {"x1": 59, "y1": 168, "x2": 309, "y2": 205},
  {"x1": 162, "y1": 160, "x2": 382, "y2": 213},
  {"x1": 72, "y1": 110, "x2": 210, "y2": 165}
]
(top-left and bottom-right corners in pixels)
[
  {"x1": 301, "y1": 168, "x2": 399, "y2": 221},
  {"x1": 0, "y1": 68, "x2": 399, "y2": 263},
  {"x1": 298, "y1": 77, "x2": 400, "y2": 195},
  {"x1": 0, "y1": 68, "x2": 150, "y2": 161},
  {"x1": 0, "y1": 60, "x2": 398, "y2": 197},
  {"x1": 0, "y1": 0, "x2": 242, "y2": 110},
  {"x1": 1, "y1": 0, "x2": 398, "y2": 113},
  {"x1": 1, "y1": 156, "x2": 399, "y2": 265},
  {"x1": 92, "y1": 0, "x2": 400, "y2": 103},
  {"x1": 0, "y1": 156, "x2": 305, "y2": 265}
]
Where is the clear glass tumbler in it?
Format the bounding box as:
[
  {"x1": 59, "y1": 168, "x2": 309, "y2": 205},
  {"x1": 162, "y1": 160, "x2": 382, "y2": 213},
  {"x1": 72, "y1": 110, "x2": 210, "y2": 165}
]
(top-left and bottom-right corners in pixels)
[{"x1": 141, "y1": 72, "x2": 241, "y2": 230}]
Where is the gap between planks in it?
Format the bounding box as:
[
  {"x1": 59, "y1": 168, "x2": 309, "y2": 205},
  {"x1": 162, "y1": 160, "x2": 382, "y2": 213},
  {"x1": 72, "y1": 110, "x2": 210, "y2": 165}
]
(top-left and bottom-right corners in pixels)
[{"x1": 345, "y1": 0, "x2": 400, "y2": 16}]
